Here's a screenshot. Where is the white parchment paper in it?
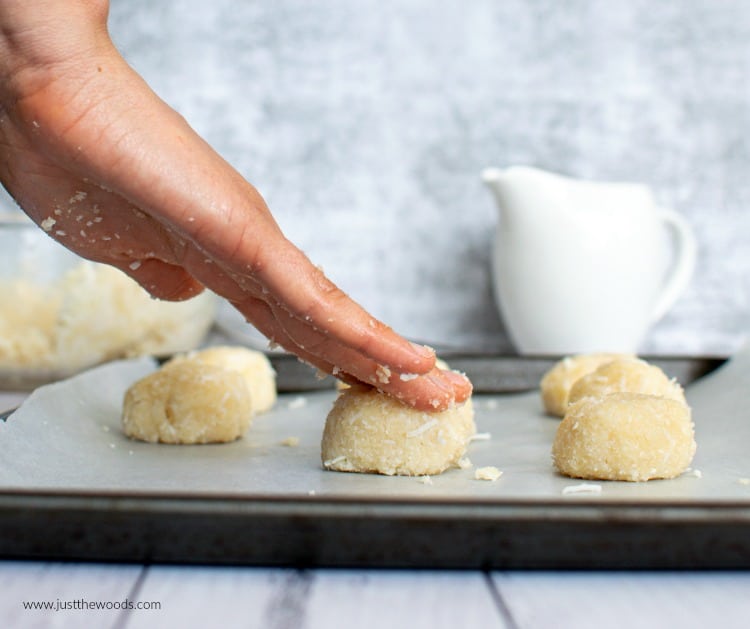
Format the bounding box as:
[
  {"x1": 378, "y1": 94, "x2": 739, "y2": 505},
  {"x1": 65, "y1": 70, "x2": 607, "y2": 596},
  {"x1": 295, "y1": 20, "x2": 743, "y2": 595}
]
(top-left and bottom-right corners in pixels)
[{"x1": 1, "y1": 350, "x2": 749, "y2": 502}]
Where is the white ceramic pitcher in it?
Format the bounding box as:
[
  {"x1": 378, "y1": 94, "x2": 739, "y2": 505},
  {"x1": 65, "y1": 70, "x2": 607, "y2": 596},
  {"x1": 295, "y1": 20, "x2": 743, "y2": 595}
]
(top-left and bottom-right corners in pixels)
[{"x1": 481, "y1": 166, "x2": 697, "y2": 355}]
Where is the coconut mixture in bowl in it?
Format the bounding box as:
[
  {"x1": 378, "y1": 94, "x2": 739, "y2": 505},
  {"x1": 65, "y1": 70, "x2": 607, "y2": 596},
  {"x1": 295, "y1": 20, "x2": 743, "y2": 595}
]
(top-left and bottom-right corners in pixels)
[{"x1": 0, "y1": 212, "x2": 216, "y2": 389}]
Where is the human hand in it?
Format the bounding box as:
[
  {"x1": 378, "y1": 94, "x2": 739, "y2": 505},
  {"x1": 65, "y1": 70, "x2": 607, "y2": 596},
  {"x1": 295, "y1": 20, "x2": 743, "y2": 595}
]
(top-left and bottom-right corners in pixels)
[{"x1": 0, "y1": 0, "x2": 472, "y2": 410}]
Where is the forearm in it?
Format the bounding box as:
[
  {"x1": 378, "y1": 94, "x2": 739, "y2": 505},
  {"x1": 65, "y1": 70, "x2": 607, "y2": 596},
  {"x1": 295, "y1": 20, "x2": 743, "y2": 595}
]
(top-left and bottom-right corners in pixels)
[{"x1": 0, "y1": 0, "x2": 275, "y2": 243}]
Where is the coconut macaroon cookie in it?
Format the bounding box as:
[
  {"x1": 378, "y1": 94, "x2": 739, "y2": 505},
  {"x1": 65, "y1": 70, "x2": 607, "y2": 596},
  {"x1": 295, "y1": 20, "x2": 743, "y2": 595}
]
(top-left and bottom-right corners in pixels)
[
  {"x1": 540, "y1": 353, "x2": 631, "y2": 417},
  {"x1": 122, "y1": 360, "x2": 254, "y2": 444},
  {"x1": 552, "y1": 393, "x2": 696, "y2": 482},
  {"x1": 567, "y1": 358, "x2": 686, "y2": 407},
  {"x1": 321, "y1": 385, "x2": 476, "y2": 476},
  {"x1": 167, "y1": 345, "x2": 277, "y2": 414}
]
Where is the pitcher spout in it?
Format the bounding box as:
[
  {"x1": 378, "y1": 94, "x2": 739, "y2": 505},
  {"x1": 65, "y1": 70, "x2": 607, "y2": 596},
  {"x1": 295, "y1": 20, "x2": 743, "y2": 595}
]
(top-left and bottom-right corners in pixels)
[
  {"x1": 481, "y1": 167, "x2": 505, "y2": 187},
  {"x1": 481, "y1": 165, "x2": 575, "y2": 224},
  {"x1": 480, "y1": 167, "x2": 512, "y2": 219}
]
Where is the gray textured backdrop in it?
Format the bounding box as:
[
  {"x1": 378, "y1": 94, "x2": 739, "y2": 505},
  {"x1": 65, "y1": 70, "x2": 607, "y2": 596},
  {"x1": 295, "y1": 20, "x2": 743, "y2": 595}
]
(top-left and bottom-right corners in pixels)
[{"x1": 107, "y1": 0, "x2": 749, "y2": 356}]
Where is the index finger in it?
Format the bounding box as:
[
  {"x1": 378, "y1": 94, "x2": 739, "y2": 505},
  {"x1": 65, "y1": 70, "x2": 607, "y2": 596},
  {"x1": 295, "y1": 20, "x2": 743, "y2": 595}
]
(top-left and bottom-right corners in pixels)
[{"x1": 251, "y1": 240, "x2": 438, "y2": 374}]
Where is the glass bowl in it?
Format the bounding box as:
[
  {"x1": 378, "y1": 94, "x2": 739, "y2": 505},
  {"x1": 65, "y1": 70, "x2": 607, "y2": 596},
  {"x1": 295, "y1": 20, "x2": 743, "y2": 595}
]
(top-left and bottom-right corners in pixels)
[{"x1": 0, "y1": 212, "x2": 216, "y2": 389}]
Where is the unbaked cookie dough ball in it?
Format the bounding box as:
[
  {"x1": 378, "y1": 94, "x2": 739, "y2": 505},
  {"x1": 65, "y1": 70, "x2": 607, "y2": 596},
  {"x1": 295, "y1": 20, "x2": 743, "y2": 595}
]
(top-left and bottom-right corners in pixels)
[
  {"x1": 567, "y1": 358, "x2": 686, "y2": 407},
  {"x1": 552, "y1": 393, "x2": 696, "y2": 482},
  {"x1": 168, "y1": 345, "x2": 276, "y2": 414},
  {"x1": 321, "y1": 385, "x2": 476, "y2": 476},
  {"x1": 122, "y1": 360, "x2": 253, "y2": 444},
  {"x1": 540, "y1": 353, "x2": 631, "y2": 417}
]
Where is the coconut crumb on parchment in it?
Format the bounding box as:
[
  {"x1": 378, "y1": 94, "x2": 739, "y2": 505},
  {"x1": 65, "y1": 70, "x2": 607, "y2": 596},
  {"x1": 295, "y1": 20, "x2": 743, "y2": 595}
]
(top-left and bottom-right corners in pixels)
[
  {"x1": 562, "y1": 483, "x2": 602, "y2": 495},
  {"x1": 474, "y1": 466, "x2": 503, "y2": 481},
  {"x1": 287, "y1": 396, "x2": 307, "y2": 410}
]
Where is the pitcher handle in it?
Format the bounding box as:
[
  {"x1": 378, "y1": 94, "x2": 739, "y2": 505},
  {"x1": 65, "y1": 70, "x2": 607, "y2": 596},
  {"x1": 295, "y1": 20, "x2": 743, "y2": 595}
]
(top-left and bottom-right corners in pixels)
[{"x1": 651, "y1": 207, "x2": 697, "y2": 323}]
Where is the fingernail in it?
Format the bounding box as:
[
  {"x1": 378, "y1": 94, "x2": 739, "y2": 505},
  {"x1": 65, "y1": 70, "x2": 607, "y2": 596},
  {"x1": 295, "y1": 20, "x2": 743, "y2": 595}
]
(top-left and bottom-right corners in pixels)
[
  {"x1": 441, "y1": 369, "x2": 473, "y2": 397},
  {"x1": 409, "y1": 342, "x2": 435, "y2": 360},
  {"x1": 426, "y1": 373, "x2": 454, "y2": 396},
  {"x1": 441, "y1": 369, "x2": 467, "y2": 384}
]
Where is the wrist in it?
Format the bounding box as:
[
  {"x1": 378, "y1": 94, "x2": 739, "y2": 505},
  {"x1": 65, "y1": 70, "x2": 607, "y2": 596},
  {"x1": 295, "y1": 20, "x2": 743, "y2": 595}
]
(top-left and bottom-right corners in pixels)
[{"x1": 0, "y1": 0, "x2": 112, "y2": 91}]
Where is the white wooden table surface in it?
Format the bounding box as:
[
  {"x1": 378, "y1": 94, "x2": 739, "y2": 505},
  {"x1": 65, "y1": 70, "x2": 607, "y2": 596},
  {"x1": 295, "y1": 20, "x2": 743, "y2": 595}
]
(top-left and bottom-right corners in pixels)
[
  {"x1": 3, "y1": 391, "x2": 750, "y2": 629},
  {"x1": 1, "y1": 561, "x2": 750, "y2": 629}
]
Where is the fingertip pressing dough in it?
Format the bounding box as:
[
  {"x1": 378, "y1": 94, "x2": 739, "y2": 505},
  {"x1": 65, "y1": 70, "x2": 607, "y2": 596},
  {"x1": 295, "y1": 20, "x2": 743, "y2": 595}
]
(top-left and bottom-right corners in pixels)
[
  {"x1": 168, "y1": 345, "x2": 277, "y2": 414},
  {"x1": 122, "y1": 360, "x2": 253, "y2": 444},
  {"x1": 334, "y1": 357, "x2": 452, "y2": 390},
  {"x1": 540, "y1": 353, "x2": 633, "y2": 416},
  {"x1": 321, "y1": 385, "x2": 476, "y2": 476},
  {"x1": 552, "y1": 393, "x2": 696, "y2": 482},
  {"x1": 567, "y1": 358, "x2": 686, "y2": 407}
]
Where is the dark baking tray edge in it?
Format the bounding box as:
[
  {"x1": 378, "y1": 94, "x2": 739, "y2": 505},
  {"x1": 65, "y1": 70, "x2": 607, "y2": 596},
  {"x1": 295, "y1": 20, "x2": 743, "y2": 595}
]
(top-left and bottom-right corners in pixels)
[
  {"x1": 2, "y1": 490, "x2": 750, "y2": 570},
  {"x1": 269, "y1": 354, "x2": 728, "y2": 393}
]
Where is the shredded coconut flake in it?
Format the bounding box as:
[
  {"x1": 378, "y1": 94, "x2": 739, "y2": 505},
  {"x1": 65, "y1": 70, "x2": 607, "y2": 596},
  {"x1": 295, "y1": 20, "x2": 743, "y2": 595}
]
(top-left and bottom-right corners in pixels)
[
  {"x1": 469, "y1": 432, "x2": 492, "y2": 442},
  {"x1": 40, "y1": 217, "x2": 56, "y2": 232},
  {"x1": 280, "y1": 436, "x2": 300, "y2": 447},
  {"x1": 407, "y1": 418, "x2": 438, "y2": 437},
  {"x1": 685, "y1": 468, "x2": 703, "y2": 478},
  {"x1": 287, "y1": 396, "x2": 307, "y2": 410},
  {"x1": 738, "y1": 478, "x2": 750, "y2": 486},
  {"x1": 475, "y1": 466, "x2": 503, "y2": 481},
  {"x1": 418, "y1": 475, "x2": 433, "y2": 485},
  {"x1": 129, "y1": 261, "x2": 142, "y2": 271},
  {"x1": 457, "y1": 457, "x2": 473, "y2": 470},
  {"x1": 324, "y1": 455, "x2": 347, "y2": 467},
  {"x1": 375, "y1": 364, "x2": 391, "y2": 384},
  {"x1": 562, "y1": 483, "x2": 602, "y2": 495},
  {"x1": 399, "y1": 372, "x2": 418, "y2": 382}
]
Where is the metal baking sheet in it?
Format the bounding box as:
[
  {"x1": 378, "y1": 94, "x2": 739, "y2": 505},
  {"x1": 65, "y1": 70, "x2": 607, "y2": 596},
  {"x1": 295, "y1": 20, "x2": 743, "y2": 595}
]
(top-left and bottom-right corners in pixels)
[
  {"x1": 268, "y1": 352, "x2": 725, "y2": 393},
  {"x1": 0, "y1": 350, "x2": 748, "y2": 569}
]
